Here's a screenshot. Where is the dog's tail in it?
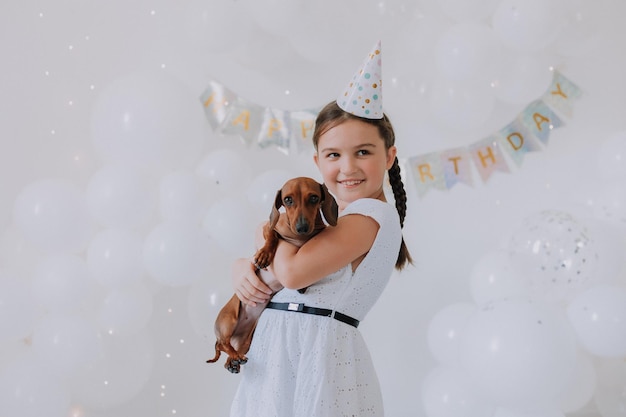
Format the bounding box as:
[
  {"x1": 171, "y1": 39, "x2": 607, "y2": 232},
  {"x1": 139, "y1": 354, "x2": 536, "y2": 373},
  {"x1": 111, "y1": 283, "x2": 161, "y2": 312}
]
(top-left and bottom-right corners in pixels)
[{"x1": 206, "y1": 342, "x2": 221, "y2": 363}]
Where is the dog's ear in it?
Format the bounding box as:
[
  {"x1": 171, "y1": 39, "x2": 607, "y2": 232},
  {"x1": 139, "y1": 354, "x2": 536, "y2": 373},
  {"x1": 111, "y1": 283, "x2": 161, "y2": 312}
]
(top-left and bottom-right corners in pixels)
[
  {"x1": 320, "y1": 183, "x2": 339, "y2": 226},
  {"x1": 268, "y1": 188, "x2": 282, "y2": 230}
]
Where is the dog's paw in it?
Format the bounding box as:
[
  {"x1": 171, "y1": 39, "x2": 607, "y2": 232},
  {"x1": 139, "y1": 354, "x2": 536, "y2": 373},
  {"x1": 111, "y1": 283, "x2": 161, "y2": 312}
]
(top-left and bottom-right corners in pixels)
[
  {"x1": 225, "y1": 356, "x2": 248, "y2": 374},
  {"x1": 253, "y1": 250, "x2": 273, "y2": 270}
]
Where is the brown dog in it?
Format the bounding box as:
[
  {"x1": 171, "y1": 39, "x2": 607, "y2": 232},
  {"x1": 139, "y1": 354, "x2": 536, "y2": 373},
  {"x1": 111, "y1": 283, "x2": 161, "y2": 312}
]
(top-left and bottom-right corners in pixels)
[{"x1": 207, "y1": 177, "x2": 338, "y2": 373}]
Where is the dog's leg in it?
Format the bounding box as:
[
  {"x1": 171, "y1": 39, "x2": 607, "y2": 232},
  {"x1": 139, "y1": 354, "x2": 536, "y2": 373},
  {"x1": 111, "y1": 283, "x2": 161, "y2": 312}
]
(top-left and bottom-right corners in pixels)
[{"x1": 254, "y1": 229, "x2": 280, "y2": 269}]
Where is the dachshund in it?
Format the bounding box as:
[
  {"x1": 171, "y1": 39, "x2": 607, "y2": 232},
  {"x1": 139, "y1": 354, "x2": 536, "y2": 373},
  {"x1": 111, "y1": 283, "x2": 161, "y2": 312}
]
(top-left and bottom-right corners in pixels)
[{"x1": 207, "y1": 177, "x2": 338, "y2": 373}]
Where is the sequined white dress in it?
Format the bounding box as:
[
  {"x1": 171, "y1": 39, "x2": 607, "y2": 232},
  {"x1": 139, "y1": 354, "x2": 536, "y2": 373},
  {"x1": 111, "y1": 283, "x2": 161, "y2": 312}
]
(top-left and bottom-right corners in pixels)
[{"x1": 230, "y1": 198, "x2": 401, "y2": 417}]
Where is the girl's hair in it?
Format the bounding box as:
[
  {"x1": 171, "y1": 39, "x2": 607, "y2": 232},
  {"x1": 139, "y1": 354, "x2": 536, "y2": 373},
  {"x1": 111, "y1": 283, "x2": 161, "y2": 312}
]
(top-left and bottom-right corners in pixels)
[{"x1": 312, "y1": 101, "x2": 413, "y2": 271}]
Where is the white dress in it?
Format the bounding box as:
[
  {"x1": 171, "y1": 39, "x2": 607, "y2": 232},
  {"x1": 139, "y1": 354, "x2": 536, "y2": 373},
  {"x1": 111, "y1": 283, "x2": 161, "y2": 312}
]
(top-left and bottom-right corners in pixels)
[{"x1": 230, "y1": 198, "x2": 401, "y2": 417}]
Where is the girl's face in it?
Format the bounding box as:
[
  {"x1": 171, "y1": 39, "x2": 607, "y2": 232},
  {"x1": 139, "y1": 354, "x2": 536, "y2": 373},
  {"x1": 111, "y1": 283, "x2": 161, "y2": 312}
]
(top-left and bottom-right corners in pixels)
[{"x1": 314, "y1": 118, "x2": 396, "y2": 210}]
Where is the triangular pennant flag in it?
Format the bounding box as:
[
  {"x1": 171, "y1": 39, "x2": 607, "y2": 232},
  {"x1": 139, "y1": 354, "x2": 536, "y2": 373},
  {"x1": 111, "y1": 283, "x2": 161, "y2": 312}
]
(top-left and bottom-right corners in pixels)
[
  {"x1": 496, "y1": 119, "x2": 543, "y2": 167},
  {"x1": 258, "y1": 108, "x2": 291, "y2": 154},
  {"x1": 520, "y1": 100, "x2": 564, "y2": 145},
  {"x1": 199, "y1": 81, "x2": 236, "y2": 130},
  {"x1": 469, "y1": 136, "x2": 511, "y2": 182}
]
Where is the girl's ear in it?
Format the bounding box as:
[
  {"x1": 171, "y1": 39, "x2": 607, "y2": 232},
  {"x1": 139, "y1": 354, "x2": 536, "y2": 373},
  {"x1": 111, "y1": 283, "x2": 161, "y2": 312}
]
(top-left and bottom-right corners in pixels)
[
  {"x1": 386, "y1": 145, "x2": 397, "y2": 170},
  {"x1": 313, "y1": 152, "x2": 319, "y2": 168}
]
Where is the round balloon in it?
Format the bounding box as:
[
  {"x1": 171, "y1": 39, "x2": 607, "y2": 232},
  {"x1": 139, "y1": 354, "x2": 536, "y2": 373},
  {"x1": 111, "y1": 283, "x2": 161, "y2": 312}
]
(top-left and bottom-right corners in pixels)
[
  {"x1": 70, "y1": 330, "x2": 154, "y2": 409},
  {"x1": 246, "y1": 168, "x2": 294, "y2": 213},
  {"x1": 427, "y1": 302, "x2": 477, "y2": 367},
  {"x1": 90, "y1": 71, "x2": 206, "y2": 171},
  {"x1": 13, "y1": 179, "x2": 92, "y2": 253},
  {"x1": 85, "y1": 165, "x2": 157, "y2": 230},
  {"x1": 87, "y1": 229, "x2": 144, "y2": 288},
  {"x1": 195, "y1": 148, "x2": 252, "y2": 193},
  {"x1": 492, "y1": 0, "x2": 564, "y2": 52},
  {"x1": 159, "y1": 170, "x2": 206, "y2": 225},
  {"x1": 32, "y1": 254, "x2": 93, "y2": 314},
  {"x1": 0, "y1": 273, "x2": 38, "y2": 343},
  {"x1": 98, "y1": 285, "x2": 153, "y2": 336},
  {"x1": 508, "y1": 210, "x2": 600, "y2": 301},
  {"x1": 202, "y1": 196, "x2": 257, "y2": 256},
  {"x1": 567, "y1": 285, "x2": 626, "y2": 357},
  {"x1": 143, "y1": 222, "x2": 213, "y2": 287},
  {"x1": 428, "y1": 77, "x2": 496, "y2": 131},
  {"x1": 435, "y1": 23, "x2": 502, "y2": 82},
  {"x1": 0, "y1": 356, "x2": 71, "y2": 417},
  {"x1": 460, "y1": 297, "x2": 577, "y2": 407},
  {"x1": 31, "y1": 314, "x2": 101, "y2": 378},
  {"x1": 422, "y1": 366, "x2": 495, "y2": 417},
  {"x1": 469, "y1": 249, "x2": 529, "y2": 305},
  {"x1": 596, "y1": 131, "x2": 626, "y2": 181}
]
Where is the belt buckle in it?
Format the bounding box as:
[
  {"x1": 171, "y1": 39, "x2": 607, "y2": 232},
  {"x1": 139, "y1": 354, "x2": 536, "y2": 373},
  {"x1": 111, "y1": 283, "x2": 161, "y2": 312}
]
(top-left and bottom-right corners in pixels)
[{"x1": 288, "y1": 302, "x2": 303, "y2": 312}]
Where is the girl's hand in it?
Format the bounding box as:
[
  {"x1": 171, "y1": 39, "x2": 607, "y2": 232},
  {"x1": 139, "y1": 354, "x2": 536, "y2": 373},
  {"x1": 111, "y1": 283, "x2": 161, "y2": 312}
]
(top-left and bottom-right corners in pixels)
[{"x1": 231, "y1": 257, "x2": 272, "y2": 307}]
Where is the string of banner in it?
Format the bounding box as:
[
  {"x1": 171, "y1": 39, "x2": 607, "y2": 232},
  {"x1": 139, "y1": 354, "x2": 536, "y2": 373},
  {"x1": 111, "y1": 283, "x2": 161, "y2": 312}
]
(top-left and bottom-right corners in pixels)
[{"x1": 199, "y1": 70, "x2": 582, "y2": 198}]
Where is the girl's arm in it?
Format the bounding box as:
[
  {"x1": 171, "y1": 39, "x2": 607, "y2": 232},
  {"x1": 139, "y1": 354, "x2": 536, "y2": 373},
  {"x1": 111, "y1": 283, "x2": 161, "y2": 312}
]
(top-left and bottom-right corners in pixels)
[
  {"x1": 231, "y1": 222, "x2": 273, "y2": 307},
  {"x1": 266, "y1": 213, "x2": 379, "y2": 290}
]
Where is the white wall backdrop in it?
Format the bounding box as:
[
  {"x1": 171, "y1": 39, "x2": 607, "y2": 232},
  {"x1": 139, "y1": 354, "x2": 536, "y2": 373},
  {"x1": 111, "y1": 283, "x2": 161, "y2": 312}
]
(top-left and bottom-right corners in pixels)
[{"x1": 1, "y1": 1, "x2": 626, "y2": 416}]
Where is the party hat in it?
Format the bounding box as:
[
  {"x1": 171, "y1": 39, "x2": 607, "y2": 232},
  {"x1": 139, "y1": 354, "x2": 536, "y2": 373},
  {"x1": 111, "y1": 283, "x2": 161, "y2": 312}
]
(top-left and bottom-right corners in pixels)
[{"x1": 337, "y1": 41, "x2": 383, "y2": 119}]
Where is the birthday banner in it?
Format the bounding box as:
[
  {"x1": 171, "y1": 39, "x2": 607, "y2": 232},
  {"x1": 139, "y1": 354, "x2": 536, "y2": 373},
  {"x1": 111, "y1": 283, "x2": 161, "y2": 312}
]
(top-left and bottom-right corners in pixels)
[{"x1": 199, "y1": 71, "x2": 582, "y2": 197}]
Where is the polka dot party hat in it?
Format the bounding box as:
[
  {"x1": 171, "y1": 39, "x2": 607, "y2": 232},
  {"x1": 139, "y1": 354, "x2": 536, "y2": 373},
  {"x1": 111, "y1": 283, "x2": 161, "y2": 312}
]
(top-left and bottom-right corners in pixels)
[{"x1": 337, "y1": 40, "x2": 383, "y2": 119}]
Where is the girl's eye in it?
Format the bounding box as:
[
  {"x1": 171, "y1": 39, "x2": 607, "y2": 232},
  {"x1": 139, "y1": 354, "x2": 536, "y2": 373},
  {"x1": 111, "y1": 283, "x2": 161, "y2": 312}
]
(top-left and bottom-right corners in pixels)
[
  {"x1": 326, "y1": 152, "x2": 340, "y2": 158},
  {"x1": 357, "y1": 149, "x2": 370, "y2": 156}
]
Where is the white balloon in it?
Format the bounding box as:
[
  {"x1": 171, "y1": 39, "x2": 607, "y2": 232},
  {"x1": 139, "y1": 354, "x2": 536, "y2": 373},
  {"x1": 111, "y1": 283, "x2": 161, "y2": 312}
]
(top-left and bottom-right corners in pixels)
[
  {"x1": 13, "y1": 179, "x2": 92, "y2": 253},
  {"x1": 427, "y1": 302, "x2": 477, "y2": 367},
  {"x1": 596, "y1": 131, "x2": 626, "y2": 181},
  {"x1": 594, "y1": 357, "x2": 626, "y2": 417},
  {"x1": 428, "y1": 77, "x2": 496, "y2": 131},
  {"x1": 202, "y1": 197, "x2": 257, "y2": 256},
  {"x1": 493, "y1": 406, "x2": 565, "y2": 417},
  {"x1": 558, "y1": 353, "x2": 596, "y2": 413},
  {"x1": 246, "y1": 168, "x2": 294, "y2": 212},
  {"x1": 508, "y1": 210, "x2": 600, "y2": 302},
  {"x1": 196, "y1": 148, "x2": 252, "y2": 192},
  {"x1": 0, "y1": 224, "x2": 44, "y2": 277},
  {"x1": 567, "y1": 285, "x2": 626, "y2": 357},
  {"x1": 422, "y1": 366, "x2": 495, "y2": 417},
  {"x1": 159, "y1": 170, "x2": 206, "y2": 224},
  {"x1": 435, "y1": 23, "x2": 502, "y2": 82},
  {"x1": 32, "y1": 254, "x2": 93, "y2": 314},
  {"x1": 87, "y1": 229, "x2": 144, "y2": 288},
  {"x1": 461, "y1": 297, "x2": 577, "y2": 407},
  {"x1": 492, "y1": 0, "x2": 565, "y2": 52},
  {"x1": 187, "y1": 249, "x2": 235, "y2": 339},
  {"x1": 98, "y1": 285, "x2": 153, "y2": 336},
  {"x1": 70, "y1": 331, "x2": 154, "y2": 409},
  {"x1": 0, "y1": 273, "x2": 38, "y2": 343},
  {"x1": 0, "y1": 356, "x2": 71, "y2": 417},
  {"x1": 553, "y1": 0, "x2": 609, "y2": 56},
  {"x1": 86, "y1": 165, "x2": 157, "y2": 229},
  {"x1": 469, "y1": 249, "x2": 529, "y2": 305},
  {"x1": 491, "y1": 53, "x2": 554, "y2": 105},
  {"x1": 90, "y1": 71, "x2": 206, "y2": 171},
  {"x1": 437, "y1": 0, "x2": 500, "y2": 22},
  {"x1": 143, "y1": 222, "x2": 213, "y2": 287},
  {"x1": 31, "y1": 314, "x2": 102, "y2": 378},
  {"x1": 181, "y1": 0, "x2": 254, "y2": 55}
]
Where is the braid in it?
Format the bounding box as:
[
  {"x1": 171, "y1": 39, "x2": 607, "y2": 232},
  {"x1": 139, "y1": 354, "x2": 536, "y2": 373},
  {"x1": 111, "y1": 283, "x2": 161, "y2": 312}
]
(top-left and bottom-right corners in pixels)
[{"x1": 388, "y1": 157, "x2": 413, "y2": 270}]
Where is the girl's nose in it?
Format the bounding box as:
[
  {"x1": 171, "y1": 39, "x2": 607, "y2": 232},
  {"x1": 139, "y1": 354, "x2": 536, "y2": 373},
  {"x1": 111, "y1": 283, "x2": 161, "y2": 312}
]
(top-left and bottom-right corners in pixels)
[{"x1": 340, "y1": 157, "x2": 358, "y2": 175}]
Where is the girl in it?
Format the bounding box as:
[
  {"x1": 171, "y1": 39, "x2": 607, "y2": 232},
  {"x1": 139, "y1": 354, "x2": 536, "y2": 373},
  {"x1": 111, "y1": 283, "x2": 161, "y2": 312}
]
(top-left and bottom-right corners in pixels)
[{"x1": 228, "y1": 99, "x2": 412, "y2": 417}]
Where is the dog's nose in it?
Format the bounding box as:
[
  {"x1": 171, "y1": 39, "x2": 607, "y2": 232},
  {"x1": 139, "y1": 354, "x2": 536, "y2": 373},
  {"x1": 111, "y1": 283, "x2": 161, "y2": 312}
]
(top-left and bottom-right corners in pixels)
[{"x1": 295, "y1": 217, "x2": 310, "y2": 234}]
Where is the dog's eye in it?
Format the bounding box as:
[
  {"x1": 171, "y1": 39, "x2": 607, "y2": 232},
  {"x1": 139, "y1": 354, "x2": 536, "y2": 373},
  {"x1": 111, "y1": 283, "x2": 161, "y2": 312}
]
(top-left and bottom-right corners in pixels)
[
  {"x1": 309, "y1": 195, "x2": 320, "y2": 204},
  {"x1": 284, "y1": 196, "x2": 293, "y2": 206}
]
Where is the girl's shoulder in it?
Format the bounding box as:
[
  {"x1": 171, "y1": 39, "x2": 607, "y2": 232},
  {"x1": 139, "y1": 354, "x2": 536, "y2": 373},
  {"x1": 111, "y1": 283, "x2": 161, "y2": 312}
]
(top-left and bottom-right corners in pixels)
[{"x1": 340, "y1": 198, "x2": 399, "y2": 228}]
